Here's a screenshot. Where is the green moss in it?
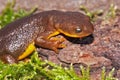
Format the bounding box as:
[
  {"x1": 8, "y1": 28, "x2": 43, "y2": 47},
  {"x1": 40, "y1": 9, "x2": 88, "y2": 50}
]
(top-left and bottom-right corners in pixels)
[
  {"x1": 0, "y1": 52, "x2": 117, "y2": 80},
  {"x1": 80, "y1": 4, "x2": 118, "y2": 21},
  {"x1": 0, "y1": 52, "x2": 81, "y2": 80},
  {"x1": 101, "y1": 67, "x2": 116, "y2": 80},
  {"x1": 104, "y1": 4, "x2": 118, "y2": 20},
  {"x1": 0, "y1": 0, "x2": 37, "y2": 29},
  {"x1": 80, "y1": 6, "x2": 103, "y2": 22}
]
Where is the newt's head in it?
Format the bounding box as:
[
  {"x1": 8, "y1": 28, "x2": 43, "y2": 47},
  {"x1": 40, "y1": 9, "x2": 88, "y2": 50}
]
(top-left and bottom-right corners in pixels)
[{"x1": 54, "y1": 11, "x2": 94, "y2": 38}]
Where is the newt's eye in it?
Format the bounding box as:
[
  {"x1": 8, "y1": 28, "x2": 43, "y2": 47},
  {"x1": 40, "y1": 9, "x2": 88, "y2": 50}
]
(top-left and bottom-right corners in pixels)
[{"x1": 75, "y1": 28, "x2": 82, "y2": 33}]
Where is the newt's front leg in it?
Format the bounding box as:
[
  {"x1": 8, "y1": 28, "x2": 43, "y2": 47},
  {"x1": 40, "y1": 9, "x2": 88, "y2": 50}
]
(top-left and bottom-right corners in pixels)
[{"x1": 35, "y1": 31, "x2": 65, "y2": 53}]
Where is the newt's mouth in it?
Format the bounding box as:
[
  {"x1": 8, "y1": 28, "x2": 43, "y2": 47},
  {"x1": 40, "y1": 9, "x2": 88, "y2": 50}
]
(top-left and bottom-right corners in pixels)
[{"x1": 58, "y1": 29, "x2": 92, "y2": 38}]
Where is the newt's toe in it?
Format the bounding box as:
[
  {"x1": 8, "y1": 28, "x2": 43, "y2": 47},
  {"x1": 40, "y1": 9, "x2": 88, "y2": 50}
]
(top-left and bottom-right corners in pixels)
[{"x1": 58, "y1": 44, "x2": 66, "y2": 48}]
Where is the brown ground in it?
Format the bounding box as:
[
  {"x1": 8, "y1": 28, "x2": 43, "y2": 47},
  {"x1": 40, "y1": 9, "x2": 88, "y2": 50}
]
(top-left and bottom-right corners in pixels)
[
  {"x1": 0, "y1": 0, "x2": 120, "y2": 80},
  {"x1": 38, "y1": 16, "x2": 120, "y2": 80}
]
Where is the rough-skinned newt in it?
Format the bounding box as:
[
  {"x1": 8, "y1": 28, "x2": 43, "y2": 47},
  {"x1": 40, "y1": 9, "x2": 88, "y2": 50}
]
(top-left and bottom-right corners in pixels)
[{"x1": 0, "y1": 10, "x2": 94, "y2": 63}]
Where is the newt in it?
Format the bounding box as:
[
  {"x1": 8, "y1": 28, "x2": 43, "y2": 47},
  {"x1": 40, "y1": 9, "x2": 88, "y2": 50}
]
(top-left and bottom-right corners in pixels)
[{"x1": 0, "y1": 10, "x2": 94, "y2": 63}]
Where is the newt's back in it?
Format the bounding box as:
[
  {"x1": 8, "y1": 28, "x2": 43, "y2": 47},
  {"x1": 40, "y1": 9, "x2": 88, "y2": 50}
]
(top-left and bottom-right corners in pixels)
[{"x1": 0, "y1": 14, "x2": 41, "y2": 58}]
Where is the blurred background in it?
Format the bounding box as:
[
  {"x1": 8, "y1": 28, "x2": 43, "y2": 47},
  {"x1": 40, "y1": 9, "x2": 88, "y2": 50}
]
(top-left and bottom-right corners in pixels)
[{"x1": 0, "y1": 0, "x2": 120, "y2": 12}]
